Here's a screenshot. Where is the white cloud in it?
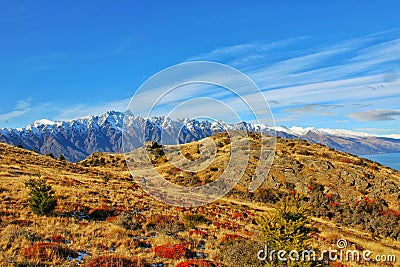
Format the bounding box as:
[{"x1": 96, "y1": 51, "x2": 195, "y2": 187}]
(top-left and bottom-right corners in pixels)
[
  {"x1": 185, "y1": 32, "x2": 400, "y2": 113},
  {"x1": 187, "y1": 43, "x2": 257, "y2": 62},
  {"x1": 15, "y1": 97, "x2": 32, "y2": 109},
  {"x1": 8, "y1": 31, "x2": 398, "y2": 130},
  {"x1": 0, "y1": 110, "x2": 28, "y2": 121},
  {"x1": 0, "y1": 97, "x2": 33, "y2": 124},
  {"x1": 284, "y1": 104, "x2": 343, "y2": 116},
  {"x1": 187, "y1": 37, "x2": 305, "y2": 64},
  {"x1": 348, "y1": 109, "x2": 400, "y2": 121}
]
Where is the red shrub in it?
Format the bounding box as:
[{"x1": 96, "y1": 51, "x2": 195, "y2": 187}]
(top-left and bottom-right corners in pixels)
[
  {"x1": 189, "y1": 230, "x2": 208, "y2": 237},
  {"x1": 88, "y1": 204, "x2": 114, "y2": 220},
  {"x1": 84, "y1": 255, "x2": 142, "y2": 267},
  {"x1": 51, "y1": 235, "x2": 65, "y2": 243},
  {"x1": 176, "y1": 259, "x2": 225, "y2": 267},
  {"x1": 232, "y1": 212, "x2": 245, "y2": 219},
  {"x1": 106, "y1": 216, "x2": 118, "y2": 222},
  {"x1": 172, "y1": 168, "x2": 181, "y2": 174},
  {"x1": 221, "y1": 234, "x2": 244, "y2": 242},
  {"x1": 116, "y1": 204, "x2": 125, "y2": 211},
  {"x1": 197, "y1": 207, "x2": 206, "y2": 214},
  {"x1": 361, "y1": 196, "x2": 375, "y2": 204},
  {"x1": 154, "y1": 244, "x2": 191, "y2": 259},
  {"x1": 237, "y1": 230, "x2": 255, "y2": 237},
  {"x1": 330, "y1": 261, "x2": 344, "y2": 267},
  {"x1": 23, "y1": 242, "x2": 74, "y2": 262},
  {"x1": 307, "y1": 185, "x2": 314, "y2": 191},
  {"x1": 339, "y1": 158, "x2": 352, "y2": 164},
  {"x1": 213, "y1": 222, "x2": 221, "y2": 228},
  {"x1": 329, "y1": 201, "x2": 339, "y2": 208},
  {"x1": 389, "y1": 209, "x2": 400, "y2": 218},
  {"x1": 369, "y1": 164, "x2": 379, "y2": 171},
  {"x1": 100, "y1": 198, "x2": 111, "y2": 203}
]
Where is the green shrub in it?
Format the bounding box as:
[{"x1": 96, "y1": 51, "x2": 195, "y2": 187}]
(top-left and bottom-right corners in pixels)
[
  {"x1": 257, "y1": 193, "x2": 317, "y2": 267},
  {"x1": 24, "y1": 178, "x2": 57, "y2": 216},
  {"x1": 183, "y1": 214, "x2": 209, "y2": 229},
  {"x1": 114, "y1": 212, "x2": 142, "y2": 231}
]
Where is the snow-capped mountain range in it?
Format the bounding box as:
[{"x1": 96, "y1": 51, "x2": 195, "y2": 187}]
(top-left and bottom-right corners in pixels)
[{"x1": 1, "y1": 111, "x2": 399, "y2": 162}]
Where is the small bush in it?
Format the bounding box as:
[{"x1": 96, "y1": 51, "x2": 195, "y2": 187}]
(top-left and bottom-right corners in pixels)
[
  {"x1": 88, "y1": 204, "x2": 114, "y2": 220},
  {"x1": 189, "y1": 230, "x2": 208, "y2": 237},
  {"x1": 176, "y1": 259, "x2": 225, "y2": 267},
  {"x1": 84, "y1": 255, "x2": 143, "y2": 267},
  {"x1": 157, "y1": 219, "x2": 185, "y2": 235},
  {"x1": 298, "y1": 149, "x2": 313, "y2": 156},
  {"x1": 114, "y1": 212, "x2": 142, "y2": 230},
  {"x1": 24, "y1": 178, "x2": 57, "y2": 216},
  {"x1": 183, "y1": 214, "x2": 209, "y2": 229},
  {"x1": 339, "y1": 157, "x2": 352, "y2": 164},
  {"x1": 154, "y1": 244, "x2": 191, "y2": 259},
  {"x1": 23, "y1": 242, "x2": 75, "y2": 262},
  {"x1": 253, "y1": 188, "x2": 281, "y2": 204},
  {"x1": 0, "y1": 187, "x2": 8, "y2": 193},
  {"x1": 51, "y1": 235, "x2": 65, "y2": 243},
  {"x1": 147, "y1": 215, "x2": 185, "y2": 235},
  {"x1": 219, "y1": 239, "x2": 263, "y2": 267}
]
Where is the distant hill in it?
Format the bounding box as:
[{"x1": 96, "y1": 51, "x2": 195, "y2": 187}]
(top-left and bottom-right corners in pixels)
[
  {"x1": 1, "y1": 111, "x2": 400, "y2": 161},
  {"x1": 81, "y1": 131, "x2": 400, "y2": 211}
]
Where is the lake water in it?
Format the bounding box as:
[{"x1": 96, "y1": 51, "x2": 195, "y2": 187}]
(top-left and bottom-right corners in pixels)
[{"x1": 359, "y1": 153, "x2": 400, "y2": 171}]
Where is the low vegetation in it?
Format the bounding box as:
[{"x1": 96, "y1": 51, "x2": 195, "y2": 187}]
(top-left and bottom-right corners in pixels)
[{"x1": 0, "y1": 133, "x2": 399, "y2": 266}]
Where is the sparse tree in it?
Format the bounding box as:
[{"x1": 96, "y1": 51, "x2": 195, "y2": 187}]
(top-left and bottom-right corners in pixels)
[
  {"x1": 59, "y1": 154, "x2": 66, "y2": 161},
  {"x1": 24, "y1": 178, "x2": 57, "y2": 216},
  {"x1": 257, "y1": 193, "x2": 318, "y2": 267}
]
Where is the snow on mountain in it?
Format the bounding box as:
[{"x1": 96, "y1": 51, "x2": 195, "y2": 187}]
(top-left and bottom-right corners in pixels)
[
  {"x1": 32, "y1": 119, "x2": 57, "y2": 127},
  {"x1": 382, "y1": 134, "x2": 400, "y2": 139},
  {"x1": 0, "y1": 111, "x2": 399, "y2": 162},
  {"x1": 274, "y1": 126, "x2": 373, "y2": 139},
  {"x1": 320, "y1": 128, "x2": 377, "y2": 138}
]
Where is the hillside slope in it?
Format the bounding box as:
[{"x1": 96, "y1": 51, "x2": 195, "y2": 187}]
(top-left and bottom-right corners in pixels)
[{"x1": 1, "y1": 134, "x2": 400, "y2": 266}]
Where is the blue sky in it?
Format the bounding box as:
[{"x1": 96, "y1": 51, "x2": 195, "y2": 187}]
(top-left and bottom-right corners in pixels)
[{"x1": 0, "y1": 1, "x2": 399, "y2": 135}]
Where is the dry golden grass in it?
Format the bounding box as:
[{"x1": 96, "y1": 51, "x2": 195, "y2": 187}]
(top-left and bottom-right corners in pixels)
[{"x1": 1, "y1": 133, "x2": 400, "y2": 266}]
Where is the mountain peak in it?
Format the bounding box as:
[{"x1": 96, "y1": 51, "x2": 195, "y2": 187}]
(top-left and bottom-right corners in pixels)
[
  {"x1": 0, "y1": 111, "x2": 400, "y2": 162},
  {"x1": 32, "y1": 118, "x2": 57, "y2": 127}
]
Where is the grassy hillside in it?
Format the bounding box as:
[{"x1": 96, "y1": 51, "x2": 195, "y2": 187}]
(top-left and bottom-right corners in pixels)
[{"x1": 0, "y1": 133, "x2": 399, "y2": 266}]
